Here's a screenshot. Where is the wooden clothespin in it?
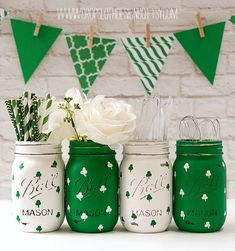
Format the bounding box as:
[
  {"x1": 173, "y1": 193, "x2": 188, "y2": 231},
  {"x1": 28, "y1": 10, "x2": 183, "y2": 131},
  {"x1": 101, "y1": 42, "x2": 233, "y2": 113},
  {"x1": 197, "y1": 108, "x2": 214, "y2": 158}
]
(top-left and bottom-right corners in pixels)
[
  {"x1": 34, "y1": 12, "x2": 43, "y2": 37},
  {"x1": 195, "y1": 13, "x2": 205, "y2": 38},
  {"x1": 145, "y1": 23, "x2": 151, "y2": 48},
  {"x1": 88, "y1": 24, "x2": 94, "y2": 49}
]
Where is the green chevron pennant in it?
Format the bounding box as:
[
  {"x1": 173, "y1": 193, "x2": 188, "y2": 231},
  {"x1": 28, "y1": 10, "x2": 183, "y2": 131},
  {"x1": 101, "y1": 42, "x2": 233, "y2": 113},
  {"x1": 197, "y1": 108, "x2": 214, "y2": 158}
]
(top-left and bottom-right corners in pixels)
[
  {"x1": 174, "y1": 22, "x2": 225, "y2": 85},
  {"x1": 0, "y1": 8, "x2": 8, "y2": 23},
  {"x1": 66, "y1": 35, "x2": 116, "y2": 94},
  {"x1": 230, "y1": 16, "x2": 235, "y2": 24},
  {"x1": 11, "y1": 19, "x2": 62, "y2": 83},
  {"x1": 121, "y1": 36, "x2": 174, "y2": 95}
]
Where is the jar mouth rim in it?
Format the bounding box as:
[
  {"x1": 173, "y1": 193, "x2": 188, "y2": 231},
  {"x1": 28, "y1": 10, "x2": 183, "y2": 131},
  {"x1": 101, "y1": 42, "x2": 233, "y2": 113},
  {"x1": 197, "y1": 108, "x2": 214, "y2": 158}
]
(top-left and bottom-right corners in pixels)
[
  {"x1": 177, "y1": 139, "x2": 222, "y2": 146},
  {"x1": 15, "y1": 141, "x2": 60, "y2": 147},
  {"x1": 125, "y1": 141, "x2": 169, "y2": 146}
]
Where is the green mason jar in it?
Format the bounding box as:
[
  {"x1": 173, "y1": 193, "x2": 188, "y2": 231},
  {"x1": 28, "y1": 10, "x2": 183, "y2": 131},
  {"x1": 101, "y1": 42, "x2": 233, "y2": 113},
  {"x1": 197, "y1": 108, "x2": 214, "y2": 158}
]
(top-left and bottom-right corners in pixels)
[
  {"x1": 65, "y1": 141, "x2": 118, "y2": 233},
  {"x1": 173, "y1": 140, "x2": 226, "y2": 233}
]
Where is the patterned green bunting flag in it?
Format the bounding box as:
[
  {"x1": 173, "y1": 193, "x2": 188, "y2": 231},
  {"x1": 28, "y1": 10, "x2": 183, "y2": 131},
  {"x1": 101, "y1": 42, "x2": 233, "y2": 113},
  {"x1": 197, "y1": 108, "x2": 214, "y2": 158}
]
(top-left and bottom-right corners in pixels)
[
  {"x1": 66, "y1": 35, "x2": 116, "y2": 94},
  {"x1": 174, "y1": 22, "x2": 225, "y2": 85},
  {"x1": 0, "y1": 8, "x2": 8, "y2": 23},
  {"x1": 230, "y1": 16, "x2": 235, "y2": 24},
  {"x1": 121, "y1": 36, "x2": 174, "y2": 95},
  {"x1": 11, "y1": 19, "x2": 62, "y2": 83}
]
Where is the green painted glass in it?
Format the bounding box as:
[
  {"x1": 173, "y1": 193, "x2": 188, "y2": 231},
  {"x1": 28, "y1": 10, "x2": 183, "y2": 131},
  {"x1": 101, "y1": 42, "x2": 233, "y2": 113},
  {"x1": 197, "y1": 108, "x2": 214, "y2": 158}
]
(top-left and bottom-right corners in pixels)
[
  {"x1": 65, "y1": 141, "x2": 118, "y2": 233},
  {"x1": 173, "y1": 140, "x2": 226, "y2": 233}
]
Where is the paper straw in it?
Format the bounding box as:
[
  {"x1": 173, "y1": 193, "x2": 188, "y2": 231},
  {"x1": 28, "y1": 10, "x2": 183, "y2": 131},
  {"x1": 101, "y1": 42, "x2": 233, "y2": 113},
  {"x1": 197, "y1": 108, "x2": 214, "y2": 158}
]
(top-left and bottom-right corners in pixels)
[
  {"x1": 5, "y1": 100, "x2": 20, "y2": 141},
  {"x1": 21, "y1": 91, "x2": 31, "y2": 141}
]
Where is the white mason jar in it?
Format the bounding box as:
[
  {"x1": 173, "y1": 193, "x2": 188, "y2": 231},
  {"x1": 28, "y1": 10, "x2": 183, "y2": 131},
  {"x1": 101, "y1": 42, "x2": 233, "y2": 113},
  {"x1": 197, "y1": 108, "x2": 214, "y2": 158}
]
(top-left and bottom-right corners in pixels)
[
  {"x1": 12, "y1": 142, "x2": 65, "y2": 232},
  {"x1": 120, "y1": 142, "x2": 172, "y2": 233}
]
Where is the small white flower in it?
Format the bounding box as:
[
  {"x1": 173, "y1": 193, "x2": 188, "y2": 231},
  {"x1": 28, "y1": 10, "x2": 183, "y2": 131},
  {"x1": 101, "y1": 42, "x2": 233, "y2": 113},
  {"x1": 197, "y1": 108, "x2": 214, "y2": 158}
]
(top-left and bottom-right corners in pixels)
[
  {"x1": 205, "y1": 170, "x2": 211, "y2": 178},
  {"x1": 67, "y1": 204, "x2": 70, "y2": 212},
  {"x1": 67, "y1": 177, "x2": 70, "y2": 185},
  {"x1": 202, "y1": 194, "x2": 208, "y2": 201},
  {"x1": 107, "y1": 161, "x2": 113, "y2": 169},
  {"x1": 98, "y1": 224, "x2": 103, "y2": 231},
  {"x1": 76, "y1": 192, "x2": 84, "y2": 201},
  {"x1": 204, "y1": 221, "x2": 210, "y2": 229},
  {"x1": 179, "y1": 189, "x2": 185, "y2": 198},
  {"x1": 184, "y1": 163, "x2": 190, "y2": 172},
  {"x1": 100, "y1": 185, "x2": 107, "y2": 193},
  {"x1": 106, "y1": 206, "x2": 112, "y2": 214},
  {"x1": 80, "y1": 167, "x2": 88, "y2": 176},
  {"x1": 81, "y1": 212, "x2": 88, "y2": 221},
  {"x1": 180, "y1": 211, "x2": 185, "y2": 220}
]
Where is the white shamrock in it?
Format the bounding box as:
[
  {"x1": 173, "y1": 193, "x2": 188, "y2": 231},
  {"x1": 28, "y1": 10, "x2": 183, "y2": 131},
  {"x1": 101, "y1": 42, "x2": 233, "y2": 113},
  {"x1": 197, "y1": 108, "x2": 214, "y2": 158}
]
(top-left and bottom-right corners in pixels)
[
  {"x1": 174, "y1": 171, "x2": 176, "y2": 178},
  {"x1": 205, "y1": 170, "x2": 211, "y2": 178},
  {"x1": 179, "y1": 189, "x2": 185, "y2": 198},
  {"x1": 106, "y1": 206, "x2": 112, "y2": 214},
  {"x1": 98, "y1": 224, "x2": 104, "y2": 231},
  {"x1": 81, "y1": 212, "x2": 88, "y2": 221},
  {"x1": 202, "y1": 194, "x2": 208, "y2": 201},
  {"x1": 224, "y1": 187, "x2": 226, "y2": 194},
  {"x1": 67, "y1": 204, "x2": 70, "y2": 212},
  {"x1": 204, "y1": 221, "x2": 210, "y2": 229},
  {"x1": 224, "y1": 211, "x2": 227, "y2": 216},
  {"x1": 180, "y1": 211, "x2": 185, "y2": 220},
  {"x1": 184, "y1": 163, "x2": 190, "y2": 172},
  {"x1": 80, "y1": 167, "x2": 87, "y2": 176},
  {"x1": 100, "y1": 185, "x2": 107, "y2": 193},
  {"x1": 76, "y1": 192, "x2": 84, "y2": 201},
  {"x1": 107, "y1": 161, "x2": 113, "y2": 169},
  {"x1": 67, "y1": 177, "x2": 70, "y2": 185}
]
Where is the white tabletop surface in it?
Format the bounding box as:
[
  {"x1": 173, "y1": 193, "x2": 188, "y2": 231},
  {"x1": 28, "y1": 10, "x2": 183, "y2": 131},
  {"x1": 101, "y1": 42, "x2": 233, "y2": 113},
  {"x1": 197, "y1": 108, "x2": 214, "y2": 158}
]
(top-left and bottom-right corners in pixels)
[{"x1": 0, "y1": 200, "x2": 235, "y2": 251}]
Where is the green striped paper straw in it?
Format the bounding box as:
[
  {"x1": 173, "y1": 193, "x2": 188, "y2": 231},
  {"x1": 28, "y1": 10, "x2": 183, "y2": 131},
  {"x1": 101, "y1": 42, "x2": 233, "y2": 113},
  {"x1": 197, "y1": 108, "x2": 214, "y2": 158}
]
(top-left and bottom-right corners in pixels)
[
  {"x1": 5, "y1": 100, "x2": 20, "y2": 141},
  {"x1": 31, "y1": 96, "x2": 40, "y2": 141},
  {"x1": 21, "y1": 91, "x2": 30, "y2": 141},
  {"x1": 14, "y1": 100, "x2": 24, "y2": 141}
]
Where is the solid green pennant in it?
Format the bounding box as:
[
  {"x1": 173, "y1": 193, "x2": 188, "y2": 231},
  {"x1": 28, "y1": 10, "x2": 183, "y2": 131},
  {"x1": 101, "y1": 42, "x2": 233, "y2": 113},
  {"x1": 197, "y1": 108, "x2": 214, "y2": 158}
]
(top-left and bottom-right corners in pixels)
[
  {"x1": 11, "y1": 19, "x2": 62, "y2": 83},
  {"x1": 230, "y1": 16, "x2": 235, "y2": 24},
  {"x1": 174, "y1": 22, "x2": 225, "y2": 84},
  {"x1": 66, "y1": 35, "x2": 116, "y2": 94}
]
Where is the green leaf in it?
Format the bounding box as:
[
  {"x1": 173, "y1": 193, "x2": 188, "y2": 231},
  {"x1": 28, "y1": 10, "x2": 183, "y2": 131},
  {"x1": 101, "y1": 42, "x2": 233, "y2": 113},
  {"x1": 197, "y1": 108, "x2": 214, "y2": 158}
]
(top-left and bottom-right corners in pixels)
[
  {"x1": 35, "y1": 200, "x2": 41, "y2": 208},
  {"x1": 146, "y1": 194, "x2": 152, "y2": 202},
  {"x1": 19, "y1": 163, "x2": 24, "y2": 170},
  {"x1": 150, "y1": 219, "x2": 157, "y2": 227},
  {"x1": 36, "y1": 225, "x2": 42, "y2": 232},
  {"x1": 131, "y1": 212, "x2": 137, "y2": 220},
  {"x1": 128, "y1": 164, "x2": 134, "y2": 172}
]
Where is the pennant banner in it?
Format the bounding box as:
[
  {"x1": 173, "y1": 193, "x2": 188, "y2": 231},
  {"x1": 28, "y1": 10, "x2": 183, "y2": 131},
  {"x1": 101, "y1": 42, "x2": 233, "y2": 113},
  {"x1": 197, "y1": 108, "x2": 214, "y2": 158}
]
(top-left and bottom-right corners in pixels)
[
  {"x1": 11, "y1": 19, "x2": 62, "y2": 83},
  {"x1": 174, "y1": 22, "x2": 225, "y2": 84},
  {"x1": 121, "y1": 36, "x2": 174, "y2": 95},
  {"x1": 230, "y1": 16, "x2": 235, "y2": 24},
  {"x1": 0, "y1": 8, "x2": 8, "y2": 23},
  {"x1": 66, "y1": 35, "x2": 116, "y2": 94}
]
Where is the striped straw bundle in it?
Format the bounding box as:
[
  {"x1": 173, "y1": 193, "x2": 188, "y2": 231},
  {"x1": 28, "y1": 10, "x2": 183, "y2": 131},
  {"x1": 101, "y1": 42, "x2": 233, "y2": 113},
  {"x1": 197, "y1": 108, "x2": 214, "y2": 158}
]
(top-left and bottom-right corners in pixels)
[{"x1": 5, "y1": 92, "x2": 54, "y2": 142}]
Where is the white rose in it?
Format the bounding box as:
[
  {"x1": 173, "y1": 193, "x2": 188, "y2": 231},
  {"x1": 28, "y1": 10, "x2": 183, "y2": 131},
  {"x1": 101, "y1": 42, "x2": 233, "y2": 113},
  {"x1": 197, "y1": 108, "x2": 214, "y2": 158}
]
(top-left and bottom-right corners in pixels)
[{"x1": 75, "y1": 95, "x2": 136, "y2": 149}]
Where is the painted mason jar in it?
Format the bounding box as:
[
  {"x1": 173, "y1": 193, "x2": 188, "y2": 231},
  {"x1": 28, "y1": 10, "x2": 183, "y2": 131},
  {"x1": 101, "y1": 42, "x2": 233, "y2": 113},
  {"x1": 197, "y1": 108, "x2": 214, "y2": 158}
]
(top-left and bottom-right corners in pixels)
[
  {"x1": 173, "y1": 140, "x2": 226, "y2": 233},
  {"x1": 120, "y1": 142, "x2": 172, "y2": 233},
  {"x1": 65, "y1": 141, "x2": 118, "y2": 233},
  {"x1": 12, "y1": 142, "x2": 65, "y2": 233}
]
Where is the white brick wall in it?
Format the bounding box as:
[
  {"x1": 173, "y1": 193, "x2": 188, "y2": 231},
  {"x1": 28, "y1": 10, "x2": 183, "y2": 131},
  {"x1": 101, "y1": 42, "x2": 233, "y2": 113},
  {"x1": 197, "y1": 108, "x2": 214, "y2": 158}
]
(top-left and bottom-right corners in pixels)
[{"x1": 0, "y1": 0, "x2": 235, "y2": 199}]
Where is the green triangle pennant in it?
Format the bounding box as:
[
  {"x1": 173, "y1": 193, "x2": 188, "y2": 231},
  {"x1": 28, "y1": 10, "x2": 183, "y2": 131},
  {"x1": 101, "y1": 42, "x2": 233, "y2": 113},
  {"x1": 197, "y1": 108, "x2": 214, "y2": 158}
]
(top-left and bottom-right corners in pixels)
[
  {"x1": 174, "y1": 22, "x2": 225, "y2": 84},
  {"x1": 121, "y1": 36, "x2": 174, "y2": 95},
  {"x1": 230, "y1": 16, "x2": 235, "y2": 24},
  {"x1": 66, "y1": 35, "x2": 116, "y2": 94},
  {"x1": 11, "y1": 19, "x2": 62, "y2": 83}
]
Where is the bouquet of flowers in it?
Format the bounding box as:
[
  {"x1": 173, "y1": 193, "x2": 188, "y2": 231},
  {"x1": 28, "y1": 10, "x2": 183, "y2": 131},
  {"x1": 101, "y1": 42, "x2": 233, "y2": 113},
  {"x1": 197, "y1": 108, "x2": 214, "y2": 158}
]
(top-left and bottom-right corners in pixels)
[{"x1": 44, "y1": 88, "x2": 136, "y2": 149}]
